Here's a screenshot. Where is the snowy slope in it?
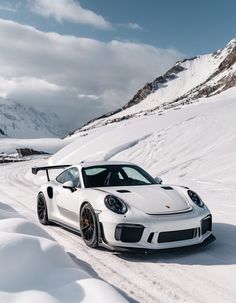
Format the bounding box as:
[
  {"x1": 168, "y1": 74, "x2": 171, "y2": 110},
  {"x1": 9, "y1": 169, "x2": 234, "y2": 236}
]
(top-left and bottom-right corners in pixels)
[
  {"x1": 0, "y1": 202, "x2": 126, "y2": 303},
  {"x1": 0, "y1": 98, "x2": 64, "y2": 138},
  {"x1": 50, "y1": 86, "x2": 236, "y2": 172},
  {"x1": 72, "y1": 38, "x2": 236, "y2": 132}
]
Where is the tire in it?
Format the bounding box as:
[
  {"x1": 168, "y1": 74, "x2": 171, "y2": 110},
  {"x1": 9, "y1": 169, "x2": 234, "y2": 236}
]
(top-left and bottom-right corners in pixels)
[
  {"x1": 80, "y1": 203, "x2": 98, "y2": 248},
  {"x1": 37, "y1": 192, "x2": 50, "y2": 225}
]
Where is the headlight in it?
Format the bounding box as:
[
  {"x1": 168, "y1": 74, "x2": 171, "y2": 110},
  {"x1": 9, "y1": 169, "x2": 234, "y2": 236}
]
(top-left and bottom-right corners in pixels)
[
  {"x1": 104, "y1": 195, "x2": 128, "y2": 214},
  {"x1": 187, "y1": 190, "x2": 204, "y2": 208}
]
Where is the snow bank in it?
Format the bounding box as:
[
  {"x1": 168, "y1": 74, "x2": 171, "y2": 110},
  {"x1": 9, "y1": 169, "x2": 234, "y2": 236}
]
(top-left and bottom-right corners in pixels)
[{"x1": 0, "y1": 202, "x2": 126, "y2": 303}]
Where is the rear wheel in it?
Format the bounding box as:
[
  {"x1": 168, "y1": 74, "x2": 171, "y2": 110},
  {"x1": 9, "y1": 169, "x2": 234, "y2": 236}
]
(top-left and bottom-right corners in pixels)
[
  {"x1": 80, "y1": 203, "x2": 98, "y2": 248},
  {"x1": 37, "y1": 192, "x2": 50, "y2": 225}
]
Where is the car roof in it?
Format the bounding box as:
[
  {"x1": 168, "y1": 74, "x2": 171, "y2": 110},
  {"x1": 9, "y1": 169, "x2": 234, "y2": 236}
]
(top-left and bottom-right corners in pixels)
[{"x1": 73, "y1": 161, "x2": 135, "y2": 169}]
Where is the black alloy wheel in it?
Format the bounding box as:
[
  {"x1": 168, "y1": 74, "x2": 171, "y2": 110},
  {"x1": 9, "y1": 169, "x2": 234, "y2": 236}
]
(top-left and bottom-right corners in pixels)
[
  {"x1": 80, "y1": 203, "x2": 98, "y2": 248},
  {"x1": 37, "y1": 193, "x2": 50, "y2": 225}
]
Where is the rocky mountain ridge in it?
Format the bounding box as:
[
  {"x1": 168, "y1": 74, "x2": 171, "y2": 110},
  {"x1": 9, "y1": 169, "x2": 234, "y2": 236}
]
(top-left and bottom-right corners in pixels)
[{"x1": 72, "y1": 38, "x2": 236, "y2": 134}]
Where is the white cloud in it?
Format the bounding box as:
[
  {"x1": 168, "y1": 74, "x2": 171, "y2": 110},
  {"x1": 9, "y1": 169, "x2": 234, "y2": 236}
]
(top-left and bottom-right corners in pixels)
[
  {"x1": 0, "y1": 18, "x2": 184, "y2": 131},
  {"x1": 126, "y1": 23, "x2": 143, "y2": 30},
  {"x1": 0, "y1": 76, "x2": 63, "y2": 98},
  {"x1": 77, "y1": 94, "x2": 100, "y2": 100},
  {"x1": 0, "y1": 3, "x2": 16, "y2": 12},
  {"x1": 29, "y1": 0, "x2": 111, "y2": 29},
  {"x1": 117, "y1": 22, "x2": 144, "y2": 31}
]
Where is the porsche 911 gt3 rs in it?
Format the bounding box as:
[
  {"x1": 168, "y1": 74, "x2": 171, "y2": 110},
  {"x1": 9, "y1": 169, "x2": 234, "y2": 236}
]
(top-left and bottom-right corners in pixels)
[{"x1": 32, "y1": 161, "x2": 214, "y2": 250}]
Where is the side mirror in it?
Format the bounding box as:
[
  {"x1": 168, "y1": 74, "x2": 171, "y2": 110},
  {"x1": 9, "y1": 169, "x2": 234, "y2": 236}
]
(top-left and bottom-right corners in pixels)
[
  {"x1": 154, "y1": 176, "x2": 163, "y2": 184},
  {"x1": 63, "y1": 180, "x2": 77, "y2": 192}
]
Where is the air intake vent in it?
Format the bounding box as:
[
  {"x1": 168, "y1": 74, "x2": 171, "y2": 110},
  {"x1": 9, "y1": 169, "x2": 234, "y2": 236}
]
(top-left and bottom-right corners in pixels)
[
  {"x1": 158, "y1": 228, "x2": 196, "y2": 243},
  {"x1": 147, "y1": 232, "x2": 154, "y2": 243},
  {"x1": 201, "y1": 215, "x2": 212, "y2": 235},
  {"x1": 116, "y1": 189, "x2": 131, "y2": 193},
  {"x1": 161, "y1": 186, "x2": 173, "y2": 190}
]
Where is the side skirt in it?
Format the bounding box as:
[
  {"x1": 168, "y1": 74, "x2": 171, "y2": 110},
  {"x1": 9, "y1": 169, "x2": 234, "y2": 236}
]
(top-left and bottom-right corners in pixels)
[{"x1": 49, "y1": 217, "x2": 114, "y2": 251}]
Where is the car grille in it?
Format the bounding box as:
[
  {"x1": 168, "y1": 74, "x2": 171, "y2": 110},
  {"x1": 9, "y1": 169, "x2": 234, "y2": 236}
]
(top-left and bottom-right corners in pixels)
[
  {"x1": 115, "y1": 224, "x2": 144, "y2": 243},
  {"x1": 158, "y1": 228, "x2": 197, "y2": 243},
  {"x1": 201, "y1": 215, "x2": 212, "y2": 235}
]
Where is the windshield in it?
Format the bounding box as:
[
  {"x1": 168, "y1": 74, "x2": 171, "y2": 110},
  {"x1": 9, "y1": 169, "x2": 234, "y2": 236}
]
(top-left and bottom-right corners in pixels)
[{"x1": 82, "y1": 165, "x2": 157, "y2": 188}]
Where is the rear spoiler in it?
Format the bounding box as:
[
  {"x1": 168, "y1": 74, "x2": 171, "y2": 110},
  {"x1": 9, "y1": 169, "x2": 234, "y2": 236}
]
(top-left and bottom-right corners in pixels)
[{"x1": 32, "y1": 165, "x2": 71, "y2": 181}]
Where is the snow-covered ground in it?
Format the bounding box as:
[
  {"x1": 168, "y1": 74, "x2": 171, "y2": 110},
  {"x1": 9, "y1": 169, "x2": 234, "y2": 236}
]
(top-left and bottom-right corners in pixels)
[
  {"x1": 1, "y1": 86, "x2": 236, "y2": 302},
  {"x1": 0, "y1": 201, "x2": 126, "y2": 303}
]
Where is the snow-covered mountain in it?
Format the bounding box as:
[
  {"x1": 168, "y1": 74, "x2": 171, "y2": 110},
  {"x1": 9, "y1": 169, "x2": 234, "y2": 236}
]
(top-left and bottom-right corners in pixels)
[
  {"x1": 50, "y1": 38, "x2": 236, "y2": 171},
  {"x1": 70, "y1": 38, "x2": 236, "y2": 133},
  {"x1": 0, "y1": 98, "x2": 64, "y2": 138}
]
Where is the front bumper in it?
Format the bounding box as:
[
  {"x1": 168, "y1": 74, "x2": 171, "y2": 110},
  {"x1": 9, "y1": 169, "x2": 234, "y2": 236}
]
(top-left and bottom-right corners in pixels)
[{"x1": 99, "y1": 211, "x2": 213, "y2": 249}]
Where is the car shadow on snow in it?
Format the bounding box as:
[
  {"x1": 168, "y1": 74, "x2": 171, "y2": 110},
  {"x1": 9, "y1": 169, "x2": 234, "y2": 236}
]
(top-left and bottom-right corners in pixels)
[{"x1": 115, "y1": 223, "x2": 236, "y2": 266}]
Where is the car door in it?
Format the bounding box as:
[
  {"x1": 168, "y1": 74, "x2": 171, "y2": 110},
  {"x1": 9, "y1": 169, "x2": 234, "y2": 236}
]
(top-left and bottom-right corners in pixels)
[{"x1": 54, "y1": 167, "x2": 81, "y2": 227}]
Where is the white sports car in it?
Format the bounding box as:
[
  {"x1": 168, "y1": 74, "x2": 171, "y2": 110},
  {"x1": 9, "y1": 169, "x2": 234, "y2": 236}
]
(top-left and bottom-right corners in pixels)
[{"x1": 32, "y1": 161, "x2": 214, "y2": 250}]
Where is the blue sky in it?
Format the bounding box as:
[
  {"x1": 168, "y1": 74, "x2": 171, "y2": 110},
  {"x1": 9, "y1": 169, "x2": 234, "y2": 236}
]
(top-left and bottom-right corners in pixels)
[
  {"x1": 79, "y1": 0, "x2": 236, "y2": 56},
  {"x1": 0, "y1": 0, "x2": 235, "y2": 131},
  {"x1": 1, "y1": 0, "x2": 235, "y2": 56}
]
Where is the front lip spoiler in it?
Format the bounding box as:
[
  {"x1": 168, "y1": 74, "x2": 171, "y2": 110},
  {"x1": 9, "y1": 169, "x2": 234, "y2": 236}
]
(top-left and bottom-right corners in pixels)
[
  {"x1": 199, "y1": 233, "x2": 216, "y2": 246},
  {"x1": 106, "y1": 233, "x2": 216, "y2": 253}
]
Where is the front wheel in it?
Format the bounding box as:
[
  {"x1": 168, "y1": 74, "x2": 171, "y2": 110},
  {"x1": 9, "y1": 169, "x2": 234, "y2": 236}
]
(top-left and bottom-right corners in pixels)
[
  {"x1": 80, "y1": 203, "x2": 98, "y2": 248},
  {"x1": 37, "y1": 192, "x2": 50, "y2": 225}
]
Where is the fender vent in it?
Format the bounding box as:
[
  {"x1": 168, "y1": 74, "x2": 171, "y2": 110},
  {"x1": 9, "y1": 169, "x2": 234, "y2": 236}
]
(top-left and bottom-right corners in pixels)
[
  {"x1": 116, "y1": 190, "x2": 131, "y2": 193},
  {"x1": 161, "y1": 186, "x2": 173, "y2": 190},
  {"x1": 47, "y1": 186, "x2": 53, "y2": 199}
]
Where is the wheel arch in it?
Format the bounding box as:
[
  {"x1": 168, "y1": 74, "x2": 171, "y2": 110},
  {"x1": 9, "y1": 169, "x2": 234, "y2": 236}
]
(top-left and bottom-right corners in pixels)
[
  {"x1": 37, "y1": 190, "x2": 44, "y2": 197},
  {"x1": 37, "y1": 190, "x2": 52, "y2": 220},
  {"x1": 37, "y1": 190, "x2": 48, "y2": 204},
  {"x1": 79, "y1": 201, "x2": 100, "y2": 248},
  {"x1": 37, "y1": 191, "x2": 50, "y2": 225},
  {"x1": 80, "y1": 201, "x2": 90, "y2": 214}
]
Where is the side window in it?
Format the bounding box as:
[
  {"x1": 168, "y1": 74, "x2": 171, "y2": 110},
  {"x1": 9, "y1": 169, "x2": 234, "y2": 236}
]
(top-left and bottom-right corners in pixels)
[
  {"x1": 56, "y1": 167, "x2": 80, "y2": 187},
  {"x1": 56, "y1": 170, "x2": 69, "y2": 184}
]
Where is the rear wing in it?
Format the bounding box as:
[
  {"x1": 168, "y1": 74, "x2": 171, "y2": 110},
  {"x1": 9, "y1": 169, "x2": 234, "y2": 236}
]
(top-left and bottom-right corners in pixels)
[{"x1": 32, "y1": 165, "x2": 71, "y2": 181}]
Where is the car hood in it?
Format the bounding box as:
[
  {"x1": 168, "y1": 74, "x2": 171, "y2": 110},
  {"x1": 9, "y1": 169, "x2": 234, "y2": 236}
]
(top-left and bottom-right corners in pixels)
[{"x1": 97, "y1": 185, "x2": 192, "y2": 215}]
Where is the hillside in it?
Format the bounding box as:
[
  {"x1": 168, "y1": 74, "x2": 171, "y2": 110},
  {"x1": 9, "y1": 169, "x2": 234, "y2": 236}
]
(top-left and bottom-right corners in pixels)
[
  {"x1": 50, "y1": 86, "x2": 236, "y2": 181},
  {"x1": 50, "y1": 38, "x2": 236, "y2": 172}
]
